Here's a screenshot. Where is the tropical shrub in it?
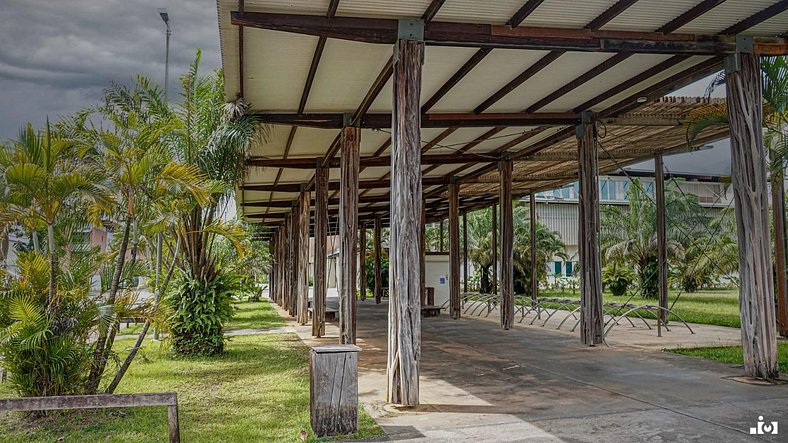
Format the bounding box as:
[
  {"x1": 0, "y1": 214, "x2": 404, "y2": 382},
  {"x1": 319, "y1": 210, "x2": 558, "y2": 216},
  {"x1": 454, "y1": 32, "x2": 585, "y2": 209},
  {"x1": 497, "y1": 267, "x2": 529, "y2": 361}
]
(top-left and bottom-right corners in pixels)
[
  {"x1": 0, "y1": 253, "x2": 99, "y2": 397},
  {"x1": 602, "y1": 264, "x2": 635, "y2": 297},
  {"x1": 168, "y1": 274, "x2": 235, "y2": 356}
]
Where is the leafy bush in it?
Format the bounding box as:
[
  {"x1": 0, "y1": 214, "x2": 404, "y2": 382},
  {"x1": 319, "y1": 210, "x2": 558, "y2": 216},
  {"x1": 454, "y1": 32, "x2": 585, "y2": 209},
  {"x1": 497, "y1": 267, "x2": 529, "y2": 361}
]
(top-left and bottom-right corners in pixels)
[
  {"x1": 0, "y1": 253, "x2": 98, "y2": 397},
  {"x1": 167, "y1": 273, "x2": 235, "y2": 356},
  {"x1": 602, "y1": 264, "x2": 635, "y2": 297}
]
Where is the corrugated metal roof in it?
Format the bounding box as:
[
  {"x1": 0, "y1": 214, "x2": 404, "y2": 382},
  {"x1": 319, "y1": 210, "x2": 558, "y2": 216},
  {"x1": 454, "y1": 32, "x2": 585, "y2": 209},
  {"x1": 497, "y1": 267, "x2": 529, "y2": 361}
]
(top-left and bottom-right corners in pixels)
[{"x1": 214, "y1": 0, "x2": 788, "y2": 224}]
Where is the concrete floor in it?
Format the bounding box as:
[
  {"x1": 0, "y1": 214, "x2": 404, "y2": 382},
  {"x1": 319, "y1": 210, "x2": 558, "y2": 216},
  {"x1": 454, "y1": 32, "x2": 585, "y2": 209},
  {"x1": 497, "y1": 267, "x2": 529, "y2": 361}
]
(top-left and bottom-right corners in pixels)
[{"x1": 288, "y1": 299, "x2": 788, "y2": 442}]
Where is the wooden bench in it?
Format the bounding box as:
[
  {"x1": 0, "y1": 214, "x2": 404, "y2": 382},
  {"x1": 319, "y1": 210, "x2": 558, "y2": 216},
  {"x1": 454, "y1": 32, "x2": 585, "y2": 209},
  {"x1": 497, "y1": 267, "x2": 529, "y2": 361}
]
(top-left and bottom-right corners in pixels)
[
  {"x1": 120, "y1": 317, "x2": 145, "y2": 328},
  {"x1": 421, "y1": 306, "x2": 441, "y2": 317},
  {"x1": 0, "y1": 393, "x2": 181, "y2": 442},
  {"x1": 308, "y1": 308, "x2": 338, "y2": 321}
]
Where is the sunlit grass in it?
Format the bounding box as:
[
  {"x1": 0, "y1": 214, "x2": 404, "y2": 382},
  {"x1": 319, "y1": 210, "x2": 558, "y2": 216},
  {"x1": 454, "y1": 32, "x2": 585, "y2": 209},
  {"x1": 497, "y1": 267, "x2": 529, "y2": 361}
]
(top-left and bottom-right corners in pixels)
[
  {"x1": 0, "y1": 300, "x2": 382, "y2": 442},
  {"x1": 534, "y1": 288, "x2": 741, "y2": 328},
  {"x1": 668, "y1": 342, "x2": 788, "y2": 372}
]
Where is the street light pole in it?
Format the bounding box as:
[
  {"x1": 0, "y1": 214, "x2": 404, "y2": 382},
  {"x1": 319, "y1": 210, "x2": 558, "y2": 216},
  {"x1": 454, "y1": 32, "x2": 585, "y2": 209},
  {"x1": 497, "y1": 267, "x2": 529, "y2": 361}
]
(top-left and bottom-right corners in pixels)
[
  {"x1": 155, "y1": 8, "x2": 170, "y2": 341},
  {"x1": 158, "y1": 8, "x2": 171, "y2": 98}
]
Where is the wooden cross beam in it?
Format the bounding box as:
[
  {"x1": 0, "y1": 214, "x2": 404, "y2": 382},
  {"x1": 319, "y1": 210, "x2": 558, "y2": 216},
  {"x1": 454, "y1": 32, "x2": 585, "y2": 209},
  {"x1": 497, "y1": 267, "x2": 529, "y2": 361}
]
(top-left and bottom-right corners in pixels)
[
  {"x1": 253, "y1": 112, "x2": 580, "y2": 128},
  {"x1": 231, "y1": 12, "x2": 788, "y2": 56}
]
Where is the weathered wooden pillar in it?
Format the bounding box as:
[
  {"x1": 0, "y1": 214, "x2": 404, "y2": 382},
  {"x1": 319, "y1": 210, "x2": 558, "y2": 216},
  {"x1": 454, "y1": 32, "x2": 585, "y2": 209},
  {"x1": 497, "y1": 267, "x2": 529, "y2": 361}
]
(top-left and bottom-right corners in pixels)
[
  {"x1": 359, "y1": 223, "x2": 367, "y2": 301},
  {"x1": 655, "y1": 153, "x2": 668, "y2": 331},
  {"x1": 289, "y1": 206, "x2": 300, "y2": 317},
  {"x1": 439, "y1": 220, "x2": 445, "y2": 252},
  {"x1": 577, "y1": 111, "x2": 604, "y2": 345},
  {"x1": 420, "y1": 199, "x2": 426, "y2": 302},
  {"x1": 529, "y1": 193, "x2": 538, "y2": 304},
  {"x1": 449, "y1": 179, "x2": 461, "y2": 318},
  {"x1": 726, "y1": 48, "x2": 778, "y2": 378},
  {"x1": 297, "y1": 191, "x2": 310, "y2": 325},
  {"x1": 492, "y1": 203, "x2": 498, "y2": 294},
  {"x1": 387, "y1": 23, "x2": 424, "y2": 406},
  {"x1": 462, "y1": 211, "x2": 469, "y2": 294},
  {"x1": 277, "y1": 227, "x2": 285, "y2": 306},
  {"x1": 313, "y1": 164, "x2": 329, "y2": 337},
  {"x1": 499, "y1": 156, "x2": 514, "y2": 330},
  {"x1": 339, "y1": 124, "x2": 360, "y2": 344},
  {"x1": 771, "y1": 148, "x2": 788, "y2": 337},
  {"x1": 269, "y1": 234, "x2": 277, "y2": 301},
  {"x1": 374, "y1": 216, "x2": 383, "y2": 304}
]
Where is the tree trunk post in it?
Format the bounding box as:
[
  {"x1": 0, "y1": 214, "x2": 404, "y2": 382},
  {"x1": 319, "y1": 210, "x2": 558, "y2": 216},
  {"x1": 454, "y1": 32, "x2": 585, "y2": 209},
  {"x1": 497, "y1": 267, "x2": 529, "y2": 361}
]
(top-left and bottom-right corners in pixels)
[
  {"x1": 374, "y1": 216, "x2": 383, "y2": 304},
  {"x1": 655, "y1": 153, "x2": 668, "y2": 333},
  {"x1": 340, "y1": 124, "x2": 360, "y2": 345},
  {"x1": 770, "y1": 147, "x2": 788, "y2": 337},
  {"x1": 297, "y1": 190, "x2": 310, "y2": 325},
  {"x1": 577, "y1": 111, "x2": 604, "y2": 346},
  {"x1": 726, "y1": 48, "x2": 779, "y2": 379},
  {"x1": 420, "y1": 199, "x2": 426, "y2": 303},
  {"x1": 314, "y1": 164, "x2": 329, "y2": 337},
  {"x1": 359, "y1": 223, "x2": 368, "y2": 301},
  {"x1": 289, "y1": 207, "x2": 300, "y2": 317},
  {"x1": 530, "y1": 192, "x2": 538, "y2": 304},
  {"x1": 387, "y1": 25, "x2": 424, "y2": 406},
  {"x1": 449, "y1": 179, "x2": 461, "y2": 318},
  {"x1": 492, "y1": 203, "x2": 498, "y2": 295},
  {"x1": 499, "y1": 156, "x2": 514, "y2": 330},
  {"x1": 278, "y1": 227, "x2": 286, "y2": 307},
  {"x1": 439, "y1": 220, "x2": 445, "y2": 252},
  {"x1": 463, "y1": 210, "x2": 469, "y2": 294}
]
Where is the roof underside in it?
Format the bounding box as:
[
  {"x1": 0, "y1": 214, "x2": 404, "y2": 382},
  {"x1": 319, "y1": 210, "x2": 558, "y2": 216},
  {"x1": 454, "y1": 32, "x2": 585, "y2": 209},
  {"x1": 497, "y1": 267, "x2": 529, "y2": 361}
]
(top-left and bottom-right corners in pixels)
[{"x1": 216, "y1": 0, "x2": 788, "y2": 231}]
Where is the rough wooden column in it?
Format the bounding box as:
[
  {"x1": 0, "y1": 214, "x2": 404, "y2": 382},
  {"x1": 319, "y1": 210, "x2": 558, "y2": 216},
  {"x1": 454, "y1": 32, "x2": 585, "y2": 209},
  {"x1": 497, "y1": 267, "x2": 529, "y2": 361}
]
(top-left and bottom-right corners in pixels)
[
  {"x1": 289, "y1": 206, "x2": 300, "y2": 318},
  {"x1": 277, "y1": 227, "x2": 286, "y2": 306},
  {"x1": 313, "y1": 165, "x2": 329, "y2": 337},
  {"x1": 387, "y1": 27, "x2": 424, "y2": 406},
  {"x1": 462, "y1": 211, "x2": 468, "y2": 294},
  {"x1": 577, "y1": 112, "x2": 604, "y2": 346},
  {"x1": 499, "y1": 156, "x2": 514, "y2": 330},
  {"x1": 492, "y1": 203, "x2": 498, "y2": 294},
  {"x1": 419, "y1": 199, "x2": 426, "y2": 302},
  {"x1": 448, "y1": 179, "x2": 461, "y2": 318},
  {"x1": 529, "y1": 193, "x2": 538, "y2": 304},
  {"x1": 297, "y1": 191, "x2": 310, "y2": 325},
  {"x1": 439, "y1": 220, "x2": 445, "y2": 252},
  {"x1": 359, "y1": 223, "x2": 367, "y2": 301},
  {"x1": 726, "y1": 49, "x2": 778, "y2": 379},
  {"x1": 339, "y1": 125, "x2": 360, "y2": 344},
  {"x1": 772, "y1": 148, "x2": 788, "y2": 337},
  {"x1": 374, "y1": 216, "x2": 383, "y2": 304},
  {"x1": 655, "y1": 153, "x2": 668, "y2": 331}
]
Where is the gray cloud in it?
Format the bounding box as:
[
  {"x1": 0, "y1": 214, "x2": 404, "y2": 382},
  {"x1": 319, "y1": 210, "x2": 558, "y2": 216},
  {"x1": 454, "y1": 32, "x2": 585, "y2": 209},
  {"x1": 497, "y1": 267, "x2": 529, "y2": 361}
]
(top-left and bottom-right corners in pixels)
[{"x1": 0, "y1": 0, "x2": 221, "y2": 140}]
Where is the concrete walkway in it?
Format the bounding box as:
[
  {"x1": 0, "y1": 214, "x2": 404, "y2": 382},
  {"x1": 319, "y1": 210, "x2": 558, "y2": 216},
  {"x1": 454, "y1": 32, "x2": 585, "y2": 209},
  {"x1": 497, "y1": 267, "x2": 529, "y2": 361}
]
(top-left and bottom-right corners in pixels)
[{"x1": 283, "y1": 299, "x2": 787, "y2": 442}]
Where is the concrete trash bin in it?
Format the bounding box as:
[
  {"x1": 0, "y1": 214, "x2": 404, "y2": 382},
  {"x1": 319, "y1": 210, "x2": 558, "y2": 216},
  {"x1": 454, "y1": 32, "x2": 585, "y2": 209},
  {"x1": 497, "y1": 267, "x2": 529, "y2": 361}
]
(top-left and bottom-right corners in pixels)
[{"x1": 310, "y1": 344, "x2": 361, "y2": 436}]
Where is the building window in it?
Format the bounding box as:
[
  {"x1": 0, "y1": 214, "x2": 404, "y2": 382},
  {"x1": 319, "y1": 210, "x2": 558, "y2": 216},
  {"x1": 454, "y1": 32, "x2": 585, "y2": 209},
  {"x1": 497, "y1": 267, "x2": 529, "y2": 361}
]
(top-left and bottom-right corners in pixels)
[
  {"x1": 554, "y1": 261, "x2": 562, "y2": 275},
  {"x1": 565, "y1": 261, "x2": 573, "y2": 276}
]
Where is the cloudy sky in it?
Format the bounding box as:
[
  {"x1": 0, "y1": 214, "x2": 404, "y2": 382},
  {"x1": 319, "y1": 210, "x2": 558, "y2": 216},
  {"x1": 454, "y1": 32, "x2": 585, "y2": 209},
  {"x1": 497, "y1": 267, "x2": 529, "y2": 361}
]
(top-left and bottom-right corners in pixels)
[
  {"x1": 0, "y1": 0, "x2": 221, "y2": 140},
  {"x1": 0, "y1": 0, "x2": 723, "y2": 157}
]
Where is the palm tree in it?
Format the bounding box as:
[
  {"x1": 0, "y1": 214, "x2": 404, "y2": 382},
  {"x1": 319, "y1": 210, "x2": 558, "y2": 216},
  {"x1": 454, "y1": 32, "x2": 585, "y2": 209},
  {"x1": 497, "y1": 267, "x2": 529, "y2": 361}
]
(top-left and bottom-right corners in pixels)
[
  {"x1": 513, "y1": 203, "x2": 568, "y2": 295},
  {"x1": 0, "y1": 122, "x2": 111, "y2": 312},
  {"x1": 162, "y1": 51, "x2": 264, "y2": 355},
  {"x1": 601, "y1": 179, "x2": 704, "y2": 298},
  {"x1": 82, "y1": 77, "x2": 210, "y2": 393}
]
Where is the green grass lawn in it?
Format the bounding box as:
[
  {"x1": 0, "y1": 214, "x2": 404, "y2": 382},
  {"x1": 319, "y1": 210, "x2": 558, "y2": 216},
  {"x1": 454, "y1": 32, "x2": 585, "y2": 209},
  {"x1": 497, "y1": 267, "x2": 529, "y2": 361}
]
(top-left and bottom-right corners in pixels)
[
  {"x1": 667, "y1": 342, "x2": 788, "y2": 372},
  {"x1": 534, "y1": 288, "x2": 741, "y2": 328},
  {"x1": 0, "y1": 300, "x2": 382, "y2": 442}
]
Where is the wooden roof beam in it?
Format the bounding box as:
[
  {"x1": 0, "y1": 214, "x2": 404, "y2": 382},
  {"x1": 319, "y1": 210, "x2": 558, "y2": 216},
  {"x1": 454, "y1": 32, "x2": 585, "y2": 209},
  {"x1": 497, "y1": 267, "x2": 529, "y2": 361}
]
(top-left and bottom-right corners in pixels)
[
  {"x1": 230, "y1": 12, "x2": 788, "y2": 56},
  {"x1": 253, "y1": 112, "x2": 580, "y2": 128}
]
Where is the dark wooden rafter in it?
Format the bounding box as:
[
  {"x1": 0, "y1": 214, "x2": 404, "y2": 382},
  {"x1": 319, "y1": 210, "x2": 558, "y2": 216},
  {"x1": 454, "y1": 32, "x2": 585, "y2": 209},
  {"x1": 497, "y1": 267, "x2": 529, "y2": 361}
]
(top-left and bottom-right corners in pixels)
[
  {"x1": 253, "y1": 111, "x2": 580, "y2": 128},
  {"x1": 229, "y1": 12, "x2": 787, "y2": 55},
  {"x1": 261, "y1": 0, "x2": 340, "y2": 217}
]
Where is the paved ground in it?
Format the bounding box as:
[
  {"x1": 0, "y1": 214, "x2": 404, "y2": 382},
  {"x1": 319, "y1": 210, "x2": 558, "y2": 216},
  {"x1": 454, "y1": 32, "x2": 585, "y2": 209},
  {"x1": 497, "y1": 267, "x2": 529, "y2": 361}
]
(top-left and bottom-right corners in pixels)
[{"x1": 285, "y1": 298, "x2": 788, "y2": 442}]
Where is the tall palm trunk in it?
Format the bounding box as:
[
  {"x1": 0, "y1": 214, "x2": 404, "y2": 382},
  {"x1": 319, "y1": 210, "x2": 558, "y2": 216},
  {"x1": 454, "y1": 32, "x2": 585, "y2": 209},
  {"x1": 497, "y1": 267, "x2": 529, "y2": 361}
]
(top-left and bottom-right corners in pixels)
[
  {"x1": 86, "y1": 216, "x2": 132, "y2": 393},
  {"x1": 46, "y1": 222, "x2": 58, "y2": 312}
]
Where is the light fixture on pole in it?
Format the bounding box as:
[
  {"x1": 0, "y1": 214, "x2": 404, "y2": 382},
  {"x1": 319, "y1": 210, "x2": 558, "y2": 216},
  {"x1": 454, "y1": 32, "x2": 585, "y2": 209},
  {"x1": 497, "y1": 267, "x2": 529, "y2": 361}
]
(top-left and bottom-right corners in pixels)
[{"x1": 158, "y1": 8, "x2": 171, "y2": 99}]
